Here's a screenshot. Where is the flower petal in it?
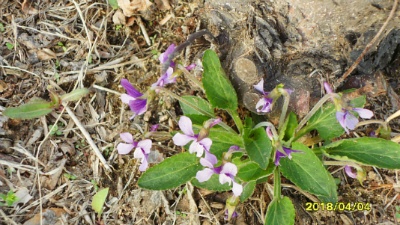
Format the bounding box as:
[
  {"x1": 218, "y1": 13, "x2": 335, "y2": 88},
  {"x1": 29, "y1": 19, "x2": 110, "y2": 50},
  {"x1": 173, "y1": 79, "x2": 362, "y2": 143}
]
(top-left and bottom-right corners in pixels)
[
  {"x1": 256, "y1": 97, "x2": 273, "y2": 113},
  {"x1": 323, "y1": 82, "x2": 333, "y2": 94},
  {"x1": 129, "y1": 98, "x2": 147, "y2": 116},
  {"x1": 159, "y1": 44, "x2": 176, "y2": 64},
  {"x1": 172, "y1": 133, "x2": 194, "y2": 146},
  {"x1": 117, "y1": 143, "x2": 134, "y2": 154},
  {"x1": 189, "y1": 141, "x2": 205, "y2": 157},
  {"x1": 254, "y1": 78, "x2": 265, "y2": 94},
  {"x1": 121, "y1": 79, "x2": 143, "y2": 98},
  {"x1": 120, "y1": 132, "x2": 134, "y2": 144},
  {"x1": 344, "y1": 165, "x2": 357, "y2": 178},
  {"x1": 178, "y1": 116, "x2": 195, "y2": 136},
  {"x1": 219, "y1": 173, "x2": 233, "y2": 186},
  {"x1": 196, "y1": 168, "x2": 214, "y2": 182},
  {"x1": 133, "y1": 147, "x2": 145, "y2": 159},
  {"x1": 138, "y1": 158, "x2": 149, "y2": 171},
  {"x1": 274, "y1": 151, "x2": 285, "y2": 166},
  {"x1": 120, "y1": 94, "x2": 136, "y2": 104},
  {"x1": 199, "y1": 138, "x2": 212, "y2": 151},
  {"x1": 344, "y1": 112, "x2": 359, "y2": 130},
  {"x1": 336, "y1": 111, "x2": 348, "y2": 134},
  {"x1": 200, "y1": 153, "x2": 217, "y2": 168},
  {"x1": 220, "y1": 163, "x2": 238, "y2": 177},
  {"x1": 232, "y1": 181, "x2": 243, "y2": 196},
  {"x1": 352, "y1": 108, "x2": 373, "y2": 119},
  {"x1": 137, "y1": 139, "x2": 152, "y2": 154}
]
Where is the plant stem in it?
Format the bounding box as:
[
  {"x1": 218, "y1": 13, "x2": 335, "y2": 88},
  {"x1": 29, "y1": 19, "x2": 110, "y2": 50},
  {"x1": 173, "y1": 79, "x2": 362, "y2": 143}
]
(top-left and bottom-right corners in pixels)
[
  {"x1": 177, "y1": 64, "x2": 204, "y2": 92},
  {"x1": 228, "y1": 109, "x2": 244, "y2": 134},
  {"x1": 273, "y1": 166, "x2": 281, "y2": 199},
  {"x1": 278, "y1": 92, "x2": 290, "y2": 132},
  {"x1": 296, "y1": 94, "x2": 332, "y2": 133}
]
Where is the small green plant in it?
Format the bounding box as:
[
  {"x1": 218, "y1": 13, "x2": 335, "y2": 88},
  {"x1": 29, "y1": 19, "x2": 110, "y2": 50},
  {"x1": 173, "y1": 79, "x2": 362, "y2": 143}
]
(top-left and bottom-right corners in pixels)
[
  {"x1": 175, "y1": 211, "x2": 187, "y2": 217},
  {"x1": 92, "y1": 188, "x2": 109, "y2": 218},
  {"x1": 0, "y1": 23, "x2": 5, "y2": 32},
  {"x1": 115, "y1": 24, "x2": 123, "y2": 31},
  {"x1": 102, "y1": 147, "x2": 113, "y2": 158},
  {"x1": 0, "y1": 190, "x2": 18, "y2": 206},
  {"x1": 91, "y1": 179, "x2": 99, "y2": 192},
  {"x1": 75, "y1": 139, "x2": 86, "y2": 149},
  {"x1": 57, "y1": 42, "x2": 67, "y2": 52},
  {"x1": 3, "y1": 88, "x2": 89, "y2": 120},
  {"x1": 63, "y1": 173, "x2": 77, "y2": 180},
  {"x1": 108, "y1": 0, "x2": 118, "y2": 10},
  {"x1": 49, "y1": 123, "x2": 63, "y2": 136},
  {"x1": 396, "y1": 206, "x2": 400, "y2": 219},
  {"x1": 6, "y1": 42, "x2": 14, "y2": 50}
]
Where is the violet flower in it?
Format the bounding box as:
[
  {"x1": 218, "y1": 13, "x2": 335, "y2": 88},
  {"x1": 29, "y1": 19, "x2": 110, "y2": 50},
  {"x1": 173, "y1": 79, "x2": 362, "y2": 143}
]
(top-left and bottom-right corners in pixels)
[
  {"x1": 120, "y1": 79, "x2": 148, "y2": 119},
  {"x1": 159, "y1": 44, "x2": 176, "y2": 67},
  {"x1": 254, "y1": 78, "x2": 273, "y2": 113},
  {"x1": 151, "y1": 67, "x2": 176, "y2": 91},
  {"x1": 117, "y1": 132, "x2": 152, "y2": 171},
  {"x1": 172, "y1": 116, "x2": 212, "y2": 157},
  {"x1": 196, "y1": 151, "x2": 243, "y2": 196},
  {"x1": 336, "y1": 108, "x2": 373, "y2": 134},
  {"x1": 323, "y1": 82, "x2": 374, "y2": 134},
  {"x1": 274, "y1": 147, "x2": 302, "y2": 166},
  {"x1": 344, "y1": 165, "x2": 357, "y2": 179}
]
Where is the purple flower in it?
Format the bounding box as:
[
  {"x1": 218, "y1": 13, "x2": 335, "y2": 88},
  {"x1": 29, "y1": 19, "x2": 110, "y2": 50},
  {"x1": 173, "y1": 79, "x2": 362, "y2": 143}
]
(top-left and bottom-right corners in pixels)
[
  {"x1": 196, "y1": 152, "x2": 243, "y2": 196},
  {"x1": 159, "y1": 44, "x2": 176, "y2": 67},
  {"x1": 151, "y1": 67, "x2": 176, "y2": 91},
  {"x1": 117, "y1": 132, "x2": 152, "y2": 171},
  {"x1": 324, "y1": 82, "x2": 334, "y2": 94},
  {"x1": 185, "y1": 63, "x2": 196, "y2": 71},
  {"x1": 336, "y1": 108, "x2": 373, "y2": 134},
  {"x1": 172, "y1": 116, "x2": 212, "y2": 157},
  {"x1": 274, "y1": 147, "x2": 302, "y2": 166},
  {"x1": 120, "y1": 79, "x2": 148, "y2": 119},
  {"x1": 254, "y1": 78, "x2": 273, "y2": 113},
  {"x1": 344, "y1": 165, "x2": 357, "y2": 179}
]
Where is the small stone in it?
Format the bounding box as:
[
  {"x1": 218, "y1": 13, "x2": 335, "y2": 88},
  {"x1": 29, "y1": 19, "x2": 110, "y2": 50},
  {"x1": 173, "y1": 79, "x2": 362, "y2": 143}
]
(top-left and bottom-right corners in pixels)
[
  {"x1": 159, "y1": 114, "x2": 169, "y2": 122},
  {"x1": 143, "y1": 111, "x2": 152, "y2": 122}
]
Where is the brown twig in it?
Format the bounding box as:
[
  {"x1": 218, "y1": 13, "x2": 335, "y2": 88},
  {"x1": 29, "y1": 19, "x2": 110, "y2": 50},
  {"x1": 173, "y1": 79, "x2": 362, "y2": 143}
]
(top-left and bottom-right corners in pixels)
[{"x1": 334, "y1": 0, "x2": 398, "y2": 89}]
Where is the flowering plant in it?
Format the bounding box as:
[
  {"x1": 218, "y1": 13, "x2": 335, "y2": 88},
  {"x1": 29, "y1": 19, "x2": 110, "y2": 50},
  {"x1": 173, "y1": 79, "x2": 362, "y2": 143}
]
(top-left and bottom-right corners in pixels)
[{"x1": 117, "y1": 45, "x2": 400, "y2": 224}]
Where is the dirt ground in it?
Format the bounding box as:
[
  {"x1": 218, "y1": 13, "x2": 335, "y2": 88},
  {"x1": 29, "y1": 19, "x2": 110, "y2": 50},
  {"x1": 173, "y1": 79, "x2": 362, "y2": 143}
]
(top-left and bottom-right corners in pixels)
[{"x1": 1, "y1": 0, "x2": 400, "y2": 224}]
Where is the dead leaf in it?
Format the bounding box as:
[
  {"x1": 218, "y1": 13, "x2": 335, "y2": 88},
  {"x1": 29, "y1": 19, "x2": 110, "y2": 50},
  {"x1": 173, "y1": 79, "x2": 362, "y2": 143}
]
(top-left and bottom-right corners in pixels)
[
  {"x1": 37, "y1": 48, "x2": 57, "y2": 61},
  {"x1": 117, "y1": 0, "x2": 152, "y2": 17},
  {"x1": 155, "y1": 0, "x2": 171, "y2": 11},
  {"x1": 112, "y1": 10, "x2": 126, "y2": 25},
  {"x1": 22, "y1": 0, "x2": 39, "y2": 14},
  {"x1": 13, "y1": 187, "x2": 33, "y2": 206},
  {"x1": 23, "y1": 208, "x2": 66, "y2": 225}
]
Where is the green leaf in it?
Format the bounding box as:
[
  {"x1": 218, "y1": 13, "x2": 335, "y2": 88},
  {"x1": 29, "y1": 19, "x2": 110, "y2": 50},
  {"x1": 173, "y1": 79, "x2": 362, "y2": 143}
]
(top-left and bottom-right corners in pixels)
[
  {"x1": 280, "y1": 112, "x2": 298, "y2": 141},
  {"x1": 240, "y1": 181, "x2": 256, "y2": 202},
  {"x1": 243, "y1": 127, "x2": 272, "y2": 169},
  {"x1": 280, "y1": 142, "x2": 338, "y2": 203},
  {"x1": 236, "y1": 159, "x2": 274, "y2": 182},
  {"x1": 138, "y1": 152, "x2": 202, "y2": 190},
  {"x1": 108, "y1": 0, "x2": 119, "y2": 9},
  {"x1": 180, "y1": 95, "x2": 214, "y2": 116},
  {"x1": 301, "y1": 95, "x2": 366, "y2": 140},
  {"x1": 3, "y1": 98, "x2": 53, "y2": 119},
  {"x1": 92, "y1": 188, "x2": 109, "y2": 216},
  {"x1": 6, "y1": 42, "x2": 13, "y2": 50},
  {"x1": 0, "y1": 23, "x2": 4, "y2": 32},
  {"x1": 208, "y1": 128, "x2": 243, "y2": 159},
  {"x1": 60, "y1": 88, "x2": 89, "y2": 102},
  {"x1": 264, "y1": 196, "x2": 295, "y2": 225},
  {"x1": 202, "y1": 50, "x2": 238, "y2": 111},
  {"x1": 303, "y1": 103, "x2": 343, "y2": 140},
  {"x1": 191, "y1": 175, "x2": 231, "y2": 192},
  {"x1": 323, "y1": 137, "x2": 400, "y2": 169}
]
